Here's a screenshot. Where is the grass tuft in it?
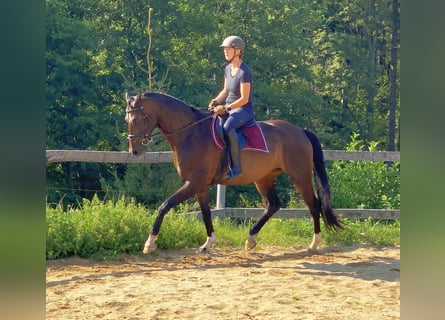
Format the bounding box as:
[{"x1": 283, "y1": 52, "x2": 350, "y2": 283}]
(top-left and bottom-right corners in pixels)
[{"x1": 46, "y1": 197, "x2": 400, "y2": 259}]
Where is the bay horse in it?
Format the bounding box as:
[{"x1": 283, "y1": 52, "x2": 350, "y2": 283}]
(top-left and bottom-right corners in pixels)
[{"x1": 125, "y1": 92, "x2": 342, "y2": 254}]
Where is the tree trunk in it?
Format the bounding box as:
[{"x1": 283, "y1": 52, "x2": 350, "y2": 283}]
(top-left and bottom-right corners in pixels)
[
  {"x1": 388, "y1": 0, "x2": 400, "y2": 151},
  {"x1": 366, "y1": 0, "x2": 377, "y2": 143}
]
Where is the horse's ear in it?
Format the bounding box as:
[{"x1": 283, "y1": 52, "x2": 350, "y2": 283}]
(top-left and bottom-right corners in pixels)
[
  {"x1": 125, "y1": 91, "x2": 131, "y2": 102},
  {"x1": 136, "y1": 91, "x2": 142, "y2": 102}
]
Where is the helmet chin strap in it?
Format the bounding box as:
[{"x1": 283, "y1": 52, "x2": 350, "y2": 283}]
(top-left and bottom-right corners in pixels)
[{"x1": 227, "y1": 50, "x2": 241, "y2": 63}]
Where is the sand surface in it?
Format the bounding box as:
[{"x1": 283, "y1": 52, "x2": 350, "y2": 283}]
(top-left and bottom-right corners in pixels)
[{"x1": 46, "y1": 244, "x2": 400, "y2": 319}]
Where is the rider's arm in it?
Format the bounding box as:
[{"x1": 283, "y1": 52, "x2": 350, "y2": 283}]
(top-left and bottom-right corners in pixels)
[
  {"x1": 226, "y1": 81, "x2": 250, "y2": 111},
  {"x1": 208, "y1": 79, "x2": 229, "y2": 110}
]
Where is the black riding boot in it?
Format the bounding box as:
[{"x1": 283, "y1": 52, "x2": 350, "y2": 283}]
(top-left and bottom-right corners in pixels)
[{"x1": 225, "y1": 129, "x2": 242, "y2": 180}]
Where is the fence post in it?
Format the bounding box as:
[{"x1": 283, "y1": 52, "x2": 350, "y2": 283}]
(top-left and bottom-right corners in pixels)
[{"x1": 216, "y1": 184, "x2": 226, "y2": 209}]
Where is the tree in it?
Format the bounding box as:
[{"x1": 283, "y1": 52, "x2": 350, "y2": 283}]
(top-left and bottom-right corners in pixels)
[{"x1": 46, "y1": 0, "x2": 400, "y2": 207}]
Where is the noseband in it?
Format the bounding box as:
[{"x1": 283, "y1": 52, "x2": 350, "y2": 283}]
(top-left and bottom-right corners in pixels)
[{"x1": 126, "y1": 106, "x2": 154, "y2": 146}]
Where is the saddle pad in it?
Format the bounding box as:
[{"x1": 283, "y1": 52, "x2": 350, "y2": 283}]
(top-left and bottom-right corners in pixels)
[
  {"x1": 241, "y1": 125, "x2": 269, "y2": 152},
  {"x1": 212, "y1": 117, "x2": 269, "y2": 153}
]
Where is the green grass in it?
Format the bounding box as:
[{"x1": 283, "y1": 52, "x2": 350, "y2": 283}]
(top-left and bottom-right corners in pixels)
[{"x1": 46, "y1": 197, "x2": 400, "y2": 260}]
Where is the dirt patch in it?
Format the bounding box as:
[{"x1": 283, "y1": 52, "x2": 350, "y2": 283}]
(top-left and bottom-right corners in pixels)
[{"x1": 46, "y1": 244, "x2": 400, "y2": 319}]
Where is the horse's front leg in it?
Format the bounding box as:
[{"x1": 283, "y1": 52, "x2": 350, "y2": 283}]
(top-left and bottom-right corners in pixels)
[
  {"x1": 196, "y1": 190, "x2": 216, "y2": 253},
  {"x1": 143, "y1": 181, "x2": 195, "y2": 254},
  {"x1": 245, "y1": 181, "x2": 281, "y2": 251}
]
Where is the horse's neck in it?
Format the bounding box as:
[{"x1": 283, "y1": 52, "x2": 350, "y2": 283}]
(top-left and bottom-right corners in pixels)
[{"x1": 157, "y1": 106, "x2": 196, "y2": 134}]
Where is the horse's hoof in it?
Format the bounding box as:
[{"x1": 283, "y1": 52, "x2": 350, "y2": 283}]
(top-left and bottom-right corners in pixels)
[
  {"x1": 197, "y1": 246, "x2": 210, "y2": 254},
  {"x1": 306, "y1": 247, "x2": 318, "y2": 254},
  {"x1": 143, "y1": 234, "x2": 158, "y2": 254},
  {"x1": 308, "y1": 233, "x2": 322, "y2": 253},
  {"x1": 143, "y1": 243, "x2": 157, "y2": 254},
  {"x1": 198, "y1": 234, "x2": 216, "y2": 253},
  {"x1": 245, "y1": 235, "x2": 257, "y2": 251}
]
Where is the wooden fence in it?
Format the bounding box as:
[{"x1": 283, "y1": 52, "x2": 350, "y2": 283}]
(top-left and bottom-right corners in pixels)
[
  {"x1": 46, "y1": 150, "x2": 400, "y2": 163},
  {"x1": 46, "y1": 150, "x2": 400, "y2": 220}
]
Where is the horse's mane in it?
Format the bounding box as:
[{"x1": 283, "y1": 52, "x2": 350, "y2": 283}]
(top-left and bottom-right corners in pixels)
[{"x1": 142, "y1": 92, "x2": 207, "y2": 118}]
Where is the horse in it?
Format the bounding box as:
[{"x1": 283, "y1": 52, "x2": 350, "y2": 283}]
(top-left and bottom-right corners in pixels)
[{"x1": 125, "y1": 91, "x2": 342, "y2": 254}]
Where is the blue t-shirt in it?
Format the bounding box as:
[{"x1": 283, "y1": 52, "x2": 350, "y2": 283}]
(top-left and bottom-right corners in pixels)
[{"x1": 224, "y1": 62, "x2": 253, "y2": 110}]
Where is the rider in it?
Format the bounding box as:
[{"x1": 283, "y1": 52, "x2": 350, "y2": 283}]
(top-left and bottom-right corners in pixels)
[{"x1": 208, "y1": 35, "x2": 256, "y2": 180}]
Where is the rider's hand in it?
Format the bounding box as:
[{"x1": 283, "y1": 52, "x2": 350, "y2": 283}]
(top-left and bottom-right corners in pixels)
[
  {"x1": 214, "y1": 105, "x2": 227, "y2": 115},
  {"x1": 208, "y1": 99, "x2": 218, "y2": 111}
]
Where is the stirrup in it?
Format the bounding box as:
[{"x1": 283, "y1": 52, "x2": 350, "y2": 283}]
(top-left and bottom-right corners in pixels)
[{"x1": 226, "y1": 166, "x2": 242, "y2": 180}]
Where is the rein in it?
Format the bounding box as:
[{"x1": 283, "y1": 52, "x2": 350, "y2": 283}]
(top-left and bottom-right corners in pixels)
[
  {"x1": 164, "y1": 113, "x2": 213, "y2": 137},
  {"x1": 127, "y1": 105, "x2": 214, "y2": 141}
]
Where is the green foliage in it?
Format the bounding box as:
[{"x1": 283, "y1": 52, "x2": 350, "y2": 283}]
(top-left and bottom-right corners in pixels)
[
  {"x1": 46, "y1": 205, "x2": 77, "y2": 259},
  {"x1": 210, "y1": 217, "x2": 250, "y2": 247},
  {"x1": 329, "y1": 133, "x2": 400, "y2": 209},
  {"x1": 100, "y1": 163, "x2": 183, "y2": 209},
  {"x1": 46, "y1": 195, "x2": 152, "y2": 259},
  {"x1": 155, "y1": 205, "x2": 207, "y2": 250},
  {"x1": 324, "y1": 218, "x2": 400, "y2": 246},
  {"x1": 46, "y1": 0, "x2": 400, "y2": 208},
  {"x1": 46, "y1": 197, "x2": 399, "y2": 260},
  {"x1": 254, "y1": 218, "x2": 315, "y2": 246}
]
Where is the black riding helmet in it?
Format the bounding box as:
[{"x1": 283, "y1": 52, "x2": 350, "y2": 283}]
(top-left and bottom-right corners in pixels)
[{"x1": 220, "y1": 36, "x2": 245, "y2": 51}]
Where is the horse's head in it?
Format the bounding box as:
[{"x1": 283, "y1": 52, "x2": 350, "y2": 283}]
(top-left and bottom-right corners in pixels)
[{"x1": 125, "y1": 92, "x2": 157, "y2": 156}]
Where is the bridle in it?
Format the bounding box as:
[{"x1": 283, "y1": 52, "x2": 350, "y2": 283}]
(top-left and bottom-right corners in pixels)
[
  {"x1": 126, "y1": 106, "x2": 155, "y2": 146},
  {"x1": 126, "y1": 104, "x2": 214, "y2": 144}
]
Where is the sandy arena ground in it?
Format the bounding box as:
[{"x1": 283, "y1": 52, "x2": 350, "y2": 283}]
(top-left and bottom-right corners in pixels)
[{"x1": 46, "y1": 244, "x2": 400, "y2": 319}]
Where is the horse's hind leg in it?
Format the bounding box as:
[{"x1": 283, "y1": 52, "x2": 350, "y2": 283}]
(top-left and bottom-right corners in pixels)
[
  {"x1": 196, "y1": 190, "x2": 216, "y2": 253},
  {"x1": 245, "y1": 174, "x2": 281, "y2": 251},
  {"x1": 289, "y1": 174, "x2": 322, "y2": 252}
]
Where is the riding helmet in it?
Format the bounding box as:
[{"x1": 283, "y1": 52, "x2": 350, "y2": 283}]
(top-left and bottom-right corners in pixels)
[{"x1": 220, "y1": 36, "x2": 245, "y2": 50}]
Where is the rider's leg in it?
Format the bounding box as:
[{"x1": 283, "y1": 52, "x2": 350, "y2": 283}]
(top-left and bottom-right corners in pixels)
[
  {"x1": 223, "y1": 108, "x2": 254, "y2": 180},
  {"x1": 225, "y1": 129, "x2": 242, "y2": 180}
]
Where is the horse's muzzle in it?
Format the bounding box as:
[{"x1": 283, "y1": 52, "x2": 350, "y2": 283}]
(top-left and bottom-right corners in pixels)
[{"x1": 129, "y1": 147, "x2": 145, "y2": 157}]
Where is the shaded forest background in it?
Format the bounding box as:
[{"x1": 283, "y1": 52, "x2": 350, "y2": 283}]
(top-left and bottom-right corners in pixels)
[{"x1": 46, "y1": 0, "x2": 400, "y2": 209}]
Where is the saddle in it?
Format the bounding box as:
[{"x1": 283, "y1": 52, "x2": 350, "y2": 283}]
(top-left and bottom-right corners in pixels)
[
  {"x1": 210, "y1": 115, "x2": 269, "y2": 184},
  {"x1": 211, "y1": 116, "x2": 269, "y2": 153}
]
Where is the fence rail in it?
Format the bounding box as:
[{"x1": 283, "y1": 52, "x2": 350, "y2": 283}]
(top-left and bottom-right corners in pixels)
[
  {"x1": 209, "y1": 208, "x2": 399, "y2": 220},
  {"x1": 46, "y1": 149, "x2": 400, "y2": 220},
  {"x1": 46, "y1": 150, "x2": 400, "y2": 163}
]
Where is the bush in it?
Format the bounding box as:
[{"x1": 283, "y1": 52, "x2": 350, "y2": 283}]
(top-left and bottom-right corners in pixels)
[
  {"x1": 46, "y1": 197, "x2": 400, "y2": 259},
  {"x1": 46, "y1": 196, "x2": 153, "y2": 259},
  {"x1": 328, "y1": 133, "x2": 400, "y2": 209}
]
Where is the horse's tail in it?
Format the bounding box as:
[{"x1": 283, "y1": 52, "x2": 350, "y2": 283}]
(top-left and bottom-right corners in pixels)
[{"x1": 304, "y1": 129, "x2": 342, "y2": 231}]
